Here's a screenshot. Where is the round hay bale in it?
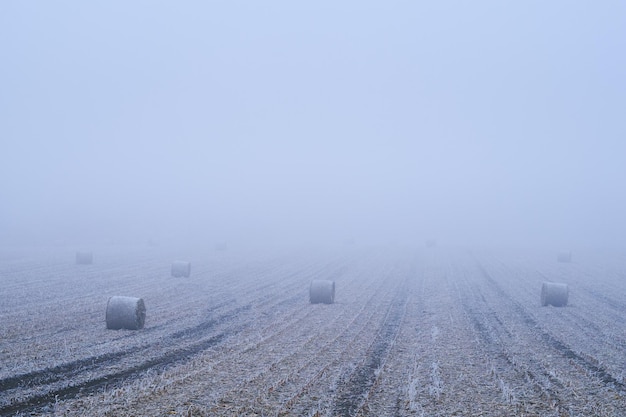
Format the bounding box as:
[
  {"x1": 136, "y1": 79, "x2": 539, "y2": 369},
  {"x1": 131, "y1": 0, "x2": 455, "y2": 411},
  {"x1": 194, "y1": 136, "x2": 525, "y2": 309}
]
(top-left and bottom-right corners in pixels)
[
  {"x1": 76, "y1": 251, "x2": 93, "y2": 264},
  {"x1": 309, "y1": 279, "x2": 335, "y2": 304},
  {"x1": 171, "y1": 261, "x2": 191, "y2": 277},
  {"x1": 106, "y1": 296, "x2": 146, "y2": 330},
  {"x1": 541, "y1": 282, "x2": 569, "y2": 307},
  {"x1": 557, "y1": 251, "x2": 572, "y2": 263}
]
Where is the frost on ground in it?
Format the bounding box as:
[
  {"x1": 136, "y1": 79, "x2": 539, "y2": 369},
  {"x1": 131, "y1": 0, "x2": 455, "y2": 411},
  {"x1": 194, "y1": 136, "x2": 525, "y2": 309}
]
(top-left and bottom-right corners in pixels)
[{"x1": 0, "y1": 245, "x2": 625, "y2": 416}]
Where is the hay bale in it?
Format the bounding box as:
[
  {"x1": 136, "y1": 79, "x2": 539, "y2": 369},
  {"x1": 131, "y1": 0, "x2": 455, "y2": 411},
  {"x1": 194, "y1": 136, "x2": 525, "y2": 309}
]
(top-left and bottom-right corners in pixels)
[
  {"x1": 106, "y1": 296, "x2": 146, "y2": 330},
  {"x1": 309, "y1": 279, "x2": 335, "y2": 304},
  {"x1": 557, "y1": 251, "x2": 572, "y2": 262},
  {"x1": 171, "y1": 261, "x2": 191, "y2": 277},
  {"x1": 541, "y1": 282, "x2": 569, "y2": 307},
  {"x1": 76, "y1": 251, "x2": 93, "y2": 264}
]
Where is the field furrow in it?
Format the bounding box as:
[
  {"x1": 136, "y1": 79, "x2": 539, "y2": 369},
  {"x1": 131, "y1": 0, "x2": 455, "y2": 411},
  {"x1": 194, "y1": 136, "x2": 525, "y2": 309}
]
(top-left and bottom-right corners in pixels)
[{"x1": 1, "y1": 246, "x2": 625, "y2": 416}]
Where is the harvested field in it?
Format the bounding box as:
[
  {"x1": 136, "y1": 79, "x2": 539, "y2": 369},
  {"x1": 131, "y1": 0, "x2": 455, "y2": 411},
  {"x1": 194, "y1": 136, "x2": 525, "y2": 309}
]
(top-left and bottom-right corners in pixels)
[{"x1": 1, "y1": 245, "x2": 625, "y2": 416}]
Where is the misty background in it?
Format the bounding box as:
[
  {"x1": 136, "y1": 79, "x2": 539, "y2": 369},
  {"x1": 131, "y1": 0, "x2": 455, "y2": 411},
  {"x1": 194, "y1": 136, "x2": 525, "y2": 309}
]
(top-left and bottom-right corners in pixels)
[{"x1": 1, "y1": 1, "x2": 625, "y2": 250}]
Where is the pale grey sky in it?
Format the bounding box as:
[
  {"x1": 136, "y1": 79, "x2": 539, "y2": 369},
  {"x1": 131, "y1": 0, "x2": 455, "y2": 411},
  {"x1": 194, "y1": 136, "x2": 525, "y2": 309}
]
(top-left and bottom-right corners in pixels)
[{"x1": 1, "y1": 1, "x2": 625, "y2": 248}]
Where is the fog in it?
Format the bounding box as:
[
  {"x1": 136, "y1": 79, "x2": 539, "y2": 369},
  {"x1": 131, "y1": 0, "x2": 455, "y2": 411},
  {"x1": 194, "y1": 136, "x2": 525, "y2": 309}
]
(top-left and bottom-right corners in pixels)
[{"x1": 1, "y1": 1, "x2": 625, "y2": 250}]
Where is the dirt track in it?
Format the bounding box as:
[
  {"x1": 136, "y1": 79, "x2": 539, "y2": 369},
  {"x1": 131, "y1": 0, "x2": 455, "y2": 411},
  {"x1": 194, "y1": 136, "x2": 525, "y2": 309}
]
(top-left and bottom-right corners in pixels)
[{"x1": 1, "y1": 245, "x2": 625, "y2": 416}]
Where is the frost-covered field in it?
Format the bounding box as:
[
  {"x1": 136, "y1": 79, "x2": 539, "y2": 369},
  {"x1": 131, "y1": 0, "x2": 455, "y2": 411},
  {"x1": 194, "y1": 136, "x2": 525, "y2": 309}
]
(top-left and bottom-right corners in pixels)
[{"x1": 1, "y1": 245, "x2": 625, "y2": 416}]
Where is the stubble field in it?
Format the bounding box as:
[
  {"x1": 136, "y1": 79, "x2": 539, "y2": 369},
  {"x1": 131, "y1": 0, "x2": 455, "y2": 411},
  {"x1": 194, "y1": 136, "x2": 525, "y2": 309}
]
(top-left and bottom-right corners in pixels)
[{"x1": 1, "y1": 244, "x2": 625, "y2": 416}]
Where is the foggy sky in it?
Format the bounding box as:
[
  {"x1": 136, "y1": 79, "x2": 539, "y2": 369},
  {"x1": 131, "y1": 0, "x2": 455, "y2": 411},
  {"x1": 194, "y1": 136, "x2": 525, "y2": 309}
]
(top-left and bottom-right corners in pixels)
[{"x1": 1, "y1": 1, "x2": 625, "y2": 249}]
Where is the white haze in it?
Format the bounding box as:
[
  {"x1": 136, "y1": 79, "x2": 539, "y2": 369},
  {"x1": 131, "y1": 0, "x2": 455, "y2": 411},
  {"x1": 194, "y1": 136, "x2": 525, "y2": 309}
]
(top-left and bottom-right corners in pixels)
[{"x1": 1, "y1": 1, "x2": 625, "y2": 251}]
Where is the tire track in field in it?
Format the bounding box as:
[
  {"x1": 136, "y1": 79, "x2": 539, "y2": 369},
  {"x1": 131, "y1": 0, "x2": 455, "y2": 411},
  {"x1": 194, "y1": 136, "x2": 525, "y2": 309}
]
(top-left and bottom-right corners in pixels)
[
  {"x1": 0, "y1": 306, "x2": 250, "y2": 417},
  {"x1": 0, "y1": 258, "x2": 350, "y2": 416},
  {"x1": 0, "y1": 274, "x2": 304, "y2": 416},
  {"x1": 202, "y1": 260, "x2": 393, "y2": 416},
  {"x1": 246, "y1": 259, "x2": 405, "y2": 416},
  {"x1": 474, "y1": 261, "x2": 625, "y2": 393},
  {"x1": 0, "y1": 260, "x2": 313, "y2": 415},
  {"x1": 0, "y1": 332, "x2": 235, "y2": 417},
  {"x1": 454, "y1": 260, "x2": 568, "y2": 413},
  {"x1": 272, "y1": 264, "x2": 400, "y2": 413},
  {"x1": 0, "y1": 300, "x2": 246, "y2": 392},
  {"x1": 350, "y1": 259, "x2": 421, "y2": 417},
  {"x1": 491, "y1": 258, "x2": 626, "y2": 356},
  {"x1": 1, "y1": 287, "x2": 309, "y2": 417},
  {"x1": 331, "y1": 279, "x2": 408, "y2": 417}
]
